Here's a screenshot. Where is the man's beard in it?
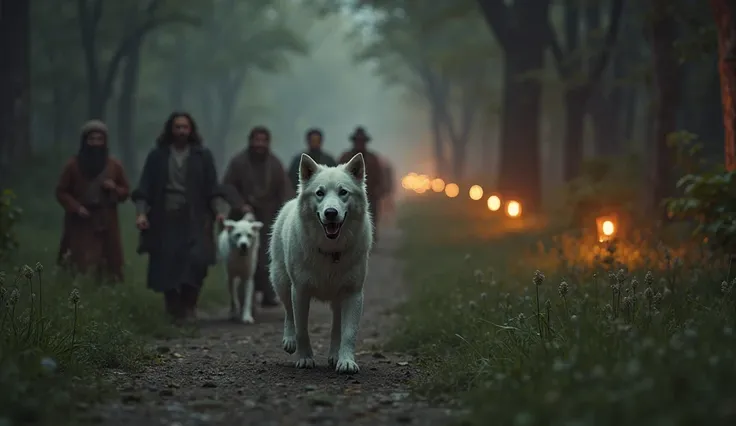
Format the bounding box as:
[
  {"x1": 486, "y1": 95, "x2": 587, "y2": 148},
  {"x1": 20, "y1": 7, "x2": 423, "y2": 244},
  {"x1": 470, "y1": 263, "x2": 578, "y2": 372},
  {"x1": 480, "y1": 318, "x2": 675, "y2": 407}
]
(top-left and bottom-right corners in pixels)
[
  {"x1": 248, "y1": 146, "x2": 268, "y2": 161},
  {"x1": 77, "y1": 145, "x2": 108, "y2": 179}
]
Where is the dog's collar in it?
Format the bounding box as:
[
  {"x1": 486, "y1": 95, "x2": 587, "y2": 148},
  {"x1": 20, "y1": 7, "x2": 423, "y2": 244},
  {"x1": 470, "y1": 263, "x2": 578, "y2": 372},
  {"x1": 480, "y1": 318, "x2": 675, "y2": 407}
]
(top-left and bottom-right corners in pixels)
[{"x1": 318, "y1": 248, "x2": 342, "y2": 263}]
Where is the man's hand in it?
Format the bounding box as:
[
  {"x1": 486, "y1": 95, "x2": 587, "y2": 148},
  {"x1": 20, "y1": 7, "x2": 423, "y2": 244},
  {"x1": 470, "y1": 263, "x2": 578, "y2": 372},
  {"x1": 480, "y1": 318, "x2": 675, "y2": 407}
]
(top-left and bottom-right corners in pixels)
[
  {"x1": 77, "y1": 206, "x2": 90, "y2": 218},
  {"x1": 136, "y1": 214, "x2": 149, "y2": 230},
  {"x1": 241, "y1": 204, "x2": 253, "y2": 214},
  {"x1": 102, "y1": 179, "x2": 116, "y2": 190}
]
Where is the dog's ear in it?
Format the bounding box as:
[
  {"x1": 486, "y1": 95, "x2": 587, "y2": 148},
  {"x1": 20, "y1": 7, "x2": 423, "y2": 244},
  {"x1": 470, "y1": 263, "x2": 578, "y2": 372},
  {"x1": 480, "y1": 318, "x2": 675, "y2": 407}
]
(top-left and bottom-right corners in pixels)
[
  {"x1": 251, "y1": 221, "x2": 264, "y2": 231},
  {"x1": 345, "y1": 153, "x2": 366, "y2": 182},
  {"x1": 223, "y1": 219, "x2": 236, "y2": 231},
  {"x1": 299, "y1": 153, "x2": 320, "y2": 185}
]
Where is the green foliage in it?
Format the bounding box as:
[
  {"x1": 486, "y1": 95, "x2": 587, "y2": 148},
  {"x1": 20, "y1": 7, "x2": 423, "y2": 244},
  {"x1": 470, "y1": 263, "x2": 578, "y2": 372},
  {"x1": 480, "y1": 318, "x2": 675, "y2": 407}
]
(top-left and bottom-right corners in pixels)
[
  {"x1": 0, "y1": 190, "x2": 22, "y2": 262},
  {"x1": 665, "y1": 132, "x2": 736, "y2": 252},
  {"x1": 395, "y1": 198, "x2": 736, "y2": 425}
]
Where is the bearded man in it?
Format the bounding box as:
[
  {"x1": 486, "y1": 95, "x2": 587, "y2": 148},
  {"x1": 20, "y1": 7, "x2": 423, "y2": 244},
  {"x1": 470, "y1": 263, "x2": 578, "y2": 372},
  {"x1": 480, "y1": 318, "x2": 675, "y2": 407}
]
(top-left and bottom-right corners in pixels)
[
  {"x1": 222, "y1": 126, "x2": 294, "y2": 307},
  {"x1": 132, "y1": 112, "x2": 229, "y2": 323},
  {"x1": 56, "y1": 120, "x2": 130, "y2": 282}
]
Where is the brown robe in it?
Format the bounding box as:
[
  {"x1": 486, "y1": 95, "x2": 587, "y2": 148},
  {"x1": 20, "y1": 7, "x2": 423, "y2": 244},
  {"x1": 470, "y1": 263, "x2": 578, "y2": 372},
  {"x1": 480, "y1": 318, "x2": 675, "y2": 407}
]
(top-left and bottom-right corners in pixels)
[
  {"x1": 56, "y1": 157, "x2": 130, "y2": 281},
  {"x1": 339, "y1": 149, "x2": 385, "y2": 236},
  {"x1": 222, "y1": 150, "x2": 294, "y2": 294}
]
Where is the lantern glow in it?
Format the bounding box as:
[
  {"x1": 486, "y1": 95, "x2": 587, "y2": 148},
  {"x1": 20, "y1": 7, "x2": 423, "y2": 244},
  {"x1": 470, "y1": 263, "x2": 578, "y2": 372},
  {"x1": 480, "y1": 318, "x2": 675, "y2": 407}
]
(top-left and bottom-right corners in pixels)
[
  {"x1": 596, "y1": 215, "x2": 618, "y2": 242},
  {"x1": 469, "y1": 185, "x2": 483, "y2": 200},
  {"x1": 445, "y1": 183, "x2": 460, "y2": 198},
  {"x1": 431, "y1": 178, "x2": 445, "y2": 192},
  {"x1": 487, "y1": 195, "x2": 501, "y2": 211},
  {"x1": 506, "y1": 200, "x2": 521, "y2": 217}
]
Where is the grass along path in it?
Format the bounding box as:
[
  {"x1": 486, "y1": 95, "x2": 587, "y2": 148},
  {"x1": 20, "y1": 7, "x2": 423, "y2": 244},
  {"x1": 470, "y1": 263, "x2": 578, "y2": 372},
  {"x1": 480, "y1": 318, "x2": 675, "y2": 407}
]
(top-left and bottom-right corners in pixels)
[{"x1": 392, "y1": 197, "x2": 736, "y2": 426}]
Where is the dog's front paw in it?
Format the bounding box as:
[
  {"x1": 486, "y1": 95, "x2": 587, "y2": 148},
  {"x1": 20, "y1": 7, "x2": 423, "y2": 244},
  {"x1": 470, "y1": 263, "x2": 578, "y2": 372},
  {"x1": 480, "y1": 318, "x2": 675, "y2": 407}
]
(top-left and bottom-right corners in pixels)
[
  {"x1": 240, "y1": 315, "x2": 255, "y2": 324},
  {"x1": 335, "y1": 358, "x2": 359, "y2": 374},
  {"x1": 295, "y1": 357, "x2": 316, "y2": 369},
  {"x1": 327, "y1": 355, "x2": 338, "y2": 368},
  {"x1": 282, "y1": 336, "x2": 297, "y2": 354}
]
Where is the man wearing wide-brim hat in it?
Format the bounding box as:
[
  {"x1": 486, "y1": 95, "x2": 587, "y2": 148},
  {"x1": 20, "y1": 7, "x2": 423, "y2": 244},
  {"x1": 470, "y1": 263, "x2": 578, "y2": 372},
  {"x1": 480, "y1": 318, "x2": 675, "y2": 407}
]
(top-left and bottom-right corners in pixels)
[{"x1": 338, "y1": 126, "x2": 386, "y2": 242}]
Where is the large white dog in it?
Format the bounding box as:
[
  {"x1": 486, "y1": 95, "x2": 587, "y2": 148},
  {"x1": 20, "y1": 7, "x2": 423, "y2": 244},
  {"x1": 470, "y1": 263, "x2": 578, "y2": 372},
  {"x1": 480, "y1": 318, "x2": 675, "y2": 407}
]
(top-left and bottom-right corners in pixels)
[
  {"x1": 269, "y1": 153, "x2": 373, "y2": 374},
  {"x1": 217, "y1": 213, "x2": 264, "y2": 324}
]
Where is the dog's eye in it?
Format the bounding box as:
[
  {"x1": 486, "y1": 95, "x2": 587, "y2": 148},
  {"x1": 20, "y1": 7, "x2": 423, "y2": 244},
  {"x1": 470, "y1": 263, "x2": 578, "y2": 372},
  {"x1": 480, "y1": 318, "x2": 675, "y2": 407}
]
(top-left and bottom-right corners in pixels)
[
  {"x1": 316, "y1": 189, "x2": 325, "y2": 197},
  {"x1": 338, "y1": 189, "x2": 348, "y2": 196}
]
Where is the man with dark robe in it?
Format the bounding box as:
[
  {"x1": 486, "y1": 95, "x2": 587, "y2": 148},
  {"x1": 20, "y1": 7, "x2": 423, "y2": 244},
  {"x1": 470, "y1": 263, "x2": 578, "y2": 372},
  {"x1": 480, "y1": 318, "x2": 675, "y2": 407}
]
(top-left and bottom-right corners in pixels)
[
  {"x1": 56, "y1": 120, "x2": 130, "y2": 281},
  {"x1": 222, "y1": 126, "x2": 294, "y2": 307},
  {"x1": 132, "y1": 112, "x2": 229, "y2": 323},
  {"x1": 338, "y1": 126, "x2": 385, "y2": 242},
  {"x1": 287, "y1": 128, "x2": 337, "y2": 191}
]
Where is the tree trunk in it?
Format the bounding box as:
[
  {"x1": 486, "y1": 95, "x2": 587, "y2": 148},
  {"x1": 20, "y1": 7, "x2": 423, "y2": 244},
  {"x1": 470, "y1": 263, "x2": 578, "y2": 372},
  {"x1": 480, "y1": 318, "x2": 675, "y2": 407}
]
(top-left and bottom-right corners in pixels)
[
  {"x1": 429, "y1": 105, "x2": 447, "y2": 178},
  {"x1": 498, "y1": 49, "x2": 545, "y2": 212},
  {"x1": 563, "y1": 88, "x2": 588, "y2": 181},
  {"x1": 650, "y1": 0, "x2": 682, "y2": 206},
  {"x1": 169, "y1": 38, "x2": 188, "y2": 110},
  {"x1": 621, "y1": 86, "x2": 637, "y2": 145},
  {"x1": 711, "y1": 0, "x2": 736, "y2": 170},
  {"x1": 591, "y1": 53, "x2": 626, "y2": 157},
  {"x1": 0, "y1": 0, "x2": 31, "y2": 174},
  {"x1": 117, "y1": 43, "x2": 142, "y2": 175}
]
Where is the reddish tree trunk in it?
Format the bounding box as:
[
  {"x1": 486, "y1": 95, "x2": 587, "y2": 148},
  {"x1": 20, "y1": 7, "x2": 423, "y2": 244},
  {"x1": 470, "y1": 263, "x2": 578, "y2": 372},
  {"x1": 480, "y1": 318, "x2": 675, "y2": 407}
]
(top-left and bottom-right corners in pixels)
[{"x1": 711, "y1": 0, "x2": 736, "y2": 170}]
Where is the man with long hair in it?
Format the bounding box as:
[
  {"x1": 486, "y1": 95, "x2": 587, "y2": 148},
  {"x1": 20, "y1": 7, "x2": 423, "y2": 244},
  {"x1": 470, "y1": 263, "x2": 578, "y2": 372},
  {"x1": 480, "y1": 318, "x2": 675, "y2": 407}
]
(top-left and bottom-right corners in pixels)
[
  {"x1": 56, "y1": 120, "x2": 130, "y2": 281},
  {"x1": 222, "y1": 125, "x2": 293, "y2": 308},
  {"x1": 132, "y1": 112, "x2": 229, "y2": 323}
]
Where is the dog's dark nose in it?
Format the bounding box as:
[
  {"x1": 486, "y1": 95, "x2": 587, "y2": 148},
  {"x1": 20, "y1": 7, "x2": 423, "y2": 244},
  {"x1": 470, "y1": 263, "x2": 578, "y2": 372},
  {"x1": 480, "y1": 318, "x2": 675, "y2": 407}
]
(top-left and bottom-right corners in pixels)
[
  {"x1": 238, "y1": 243, "x2": 248, "y2": 250},
  {"x1": 324, "y1": 208, "x2": 338, "y2": 220}
]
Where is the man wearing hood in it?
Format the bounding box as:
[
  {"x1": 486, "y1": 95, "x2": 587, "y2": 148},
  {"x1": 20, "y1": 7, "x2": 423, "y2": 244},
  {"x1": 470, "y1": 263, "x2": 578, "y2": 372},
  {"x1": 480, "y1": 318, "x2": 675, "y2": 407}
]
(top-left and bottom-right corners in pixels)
[
  {"x1": 287, "y1": 128, "x2": 337, "y2": 191},
  {"x1": 222, "y1": 126, "x2": 294, "y2": 308},
  {"x1": 56, "y1": 120, "x2": 131, "y2": 281}
]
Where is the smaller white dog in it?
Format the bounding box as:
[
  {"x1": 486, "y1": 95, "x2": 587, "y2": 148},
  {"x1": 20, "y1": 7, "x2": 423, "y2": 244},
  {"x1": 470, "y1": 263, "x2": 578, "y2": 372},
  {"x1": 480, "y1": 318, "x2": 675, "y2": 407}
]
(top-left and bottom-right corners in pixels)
[{"x1": 217, "y1": 213, "x2": 263, "y2": 324}]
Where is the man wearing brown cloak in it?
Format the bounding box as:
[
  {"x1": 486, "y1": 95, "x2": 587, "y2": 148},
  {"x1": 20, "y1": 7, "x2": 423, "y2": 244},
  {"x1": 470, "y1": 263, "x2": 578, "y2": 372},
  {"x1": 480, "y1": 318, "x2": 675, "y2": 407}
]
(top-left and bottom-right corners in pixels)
[
  {"x1": 338, "y1": 126, "x2": 385, "y2": 242},
  {"x1": 132, "y1": 112, "x2": 229, "y2": 323},
  {"x1": 56, "y1": 120, "x2": 130, "y2": 281},
  {"x1": 222, "y1": 126, "x2": 294, "y2": 307}
]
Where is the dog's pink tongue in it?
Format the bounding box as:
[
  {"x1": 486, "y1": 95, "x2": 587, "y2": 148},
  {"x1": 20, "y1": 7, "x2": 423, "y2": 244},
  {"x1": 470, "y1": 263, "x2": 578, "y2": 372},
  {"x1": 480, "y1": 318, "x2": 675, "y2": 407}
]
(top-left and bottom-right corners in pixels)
[{"x1": 325, "y1": 224, "x2": 340, "y2": 235}]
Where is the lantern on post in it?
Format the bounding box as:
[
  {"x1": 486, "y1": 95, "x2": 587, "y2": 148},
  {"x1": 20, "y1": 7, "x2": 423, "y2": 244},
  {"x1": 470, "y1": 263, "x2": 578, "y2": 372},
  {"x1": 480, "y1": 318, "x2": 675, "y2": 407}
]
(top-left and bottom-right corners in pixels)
[{"x1": 596, "y1": 215, "x2": 618, "y2": 242}]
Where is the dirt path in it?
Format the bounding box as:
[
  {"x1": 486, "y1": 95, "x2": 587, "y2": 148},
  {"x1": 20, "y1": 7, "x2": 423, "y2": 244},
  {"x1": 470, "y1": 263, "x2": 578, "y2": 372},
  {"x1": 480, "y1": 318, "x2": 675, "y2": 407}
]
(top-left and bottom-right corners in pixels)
[{"x1": 83, "y1": 227, "x2": 459, "y2": 426}]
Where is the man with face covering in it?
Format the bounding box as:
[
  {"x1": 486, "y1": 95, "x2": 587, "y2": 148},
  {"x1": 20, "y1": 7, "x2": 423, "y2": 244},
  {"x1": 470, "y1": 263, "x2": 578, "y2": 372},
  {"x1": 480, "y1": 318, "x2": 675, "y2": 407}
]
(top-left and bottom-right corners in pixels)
[
  {"x1": 222, "y1": 126, "x2": 294, "y2": 308},
  {"x1": 287, "y1": 128, "x2": 337, "y2": 191},
  {"x1": 338, "y1": 126, "x2": 385, "y2": 242},
  {"x1": 56, "y1": 120, "x2": 131, "y2": 281}
]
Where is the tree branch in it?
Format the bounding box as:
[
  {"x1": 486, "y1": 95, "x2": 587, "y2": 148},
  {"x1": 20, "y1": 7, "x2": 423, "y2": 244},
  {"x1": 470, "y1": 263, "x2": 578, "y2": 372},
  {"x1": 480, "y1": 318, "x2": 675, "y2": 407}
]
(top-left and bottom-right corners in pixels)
[
  {"x1": 587, "y1": 0, "x2": 625, "y2": 86},
  {"x1": 475, "y1": 0, "x2": 511, "y2": 50}
]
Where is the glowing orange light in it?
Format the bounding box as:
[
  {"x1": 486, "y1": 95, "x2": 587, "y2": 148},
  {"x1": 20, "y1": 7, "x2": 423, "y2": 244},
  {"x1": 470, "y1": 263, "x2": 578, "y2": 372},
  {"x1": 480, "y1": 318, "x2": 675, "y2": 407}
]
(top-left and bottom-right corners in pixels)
[
  {"x1": 431, "y1": 178, "x2": 445, "y2": 192},
  {"x1": 596, "y1": 215, "x2": 618, "y2": 242},
  {"x1": 445, "y1": 183, "x2": 459, "y2": 198},
  {"x1": 487, "y1": 195, "x2": 501, "y2": 211},
  {"x1": 506, "y1": 200, "x2": 521, "y2": 218},
  {"x1": 469, "y1": 185, "x2": 483, "y2": 201}
]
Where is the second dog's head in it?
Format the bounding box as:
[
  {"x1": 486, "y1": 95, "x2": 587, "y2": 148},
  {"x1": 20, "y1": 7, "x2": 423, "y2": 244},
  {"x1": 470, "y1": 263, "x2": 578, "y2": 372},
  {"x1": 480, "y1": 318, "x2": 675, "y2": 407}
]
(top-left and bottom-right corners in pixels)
[
  {"x1": 297, "y1": 152, "x2": 368, "y2": 241},
  {"x1": 223, "y1": 216, "x2": 263, "y2": 254}
]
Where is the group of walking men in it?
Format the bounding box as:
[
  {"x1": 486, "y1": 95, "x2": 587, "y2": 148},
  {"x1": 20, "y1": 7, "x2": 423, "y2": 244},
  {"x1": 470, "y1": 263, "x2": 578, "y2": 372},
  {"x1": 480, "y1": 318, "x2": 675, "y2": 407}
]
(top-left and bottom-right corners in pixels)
[{"x1": 54, "y1": 112, "x2": 395, "y2": 323}]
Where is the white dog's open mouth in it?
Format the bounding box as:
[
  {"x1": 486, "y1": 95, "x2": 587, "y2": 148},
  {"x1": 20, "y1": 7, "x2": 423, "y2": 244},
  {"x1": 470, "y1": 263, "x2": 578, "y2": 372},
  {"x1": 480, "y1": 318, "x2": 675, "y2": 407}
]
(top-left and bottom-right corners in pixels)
[{"x1": 322, "y1": 222, "x2": 343, "y2": 239}]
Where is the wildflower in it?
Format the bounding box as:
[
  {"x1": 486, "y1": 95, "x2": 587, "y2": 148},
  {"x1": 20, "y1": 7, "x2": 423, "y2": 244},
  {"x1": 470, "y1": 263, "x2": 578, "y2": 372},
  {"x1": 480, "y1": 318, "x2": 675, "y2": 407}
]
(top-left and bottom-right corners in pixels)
[
  {"x1": 545, "y1": 299, "x2": 551, "y2": 309},
  {"x1": 480, "y1": 292, "x2": 488, "y2": 301},
  {"x1": 40, "y1": 357, "x2": 57, "y2": 373},
  {"x1": 473, "y1": 269, "x2": 484, "y2": 282},
  {"x1": 570, "y1": 314, "x2": 578, "y2": 322},
  {"x1": 644, "y1": 286, "x2": 653, "y2": 302},
  {"x1": 722, "y1": 281, "x2": 731, "y2": 295},
  {"x1": 0, "y1": 286, "x2": 6, "y2": 301},
  {"x1": 0, "y1": 270, "x2": 5, "y2": 285},
  {"x1": 68, "y1": 288, "x2": 81, "y2": 306},
  {"x1": 663, "y1": 287, "x2": 672, "y2": 298},
  {"x1": 644, "y1": 271, "x2": 654, "y2": 287},
  {"x1": 7, "y1": 288, "x2": 19, "y2": 307},
  {"x1": 517, "y1": 312, "x2": 525, "y2": 323},
  {"x1": 631, "y1": 279, "x2": 639, "y2": 292},
  {"x1": 623, "y1": 296, "x2": 632, "y2": 310},
  {"x1": 463, "y1": 254, "x2": 471, "y2": 262},
  {"x1": 558, "y1": 281, "x2": 569, "y2": 297},
  {"x1": 34, "y1": 262, "x2": 43, "y2": 272},
  {"x1": 21, "y1": 265, "x2": 33, "y2": 280},
  {"x1": 468, "y1": 300, "x2": 477, "y2": 309},
  {"x1": 29, "y1": 292, "x2": 36, "y2": 302},
  {"x1": 533, "y1": 270, "x2": 545, "y2": 286},
  {"x1": 616, "y1": 269, "x2": 626, "y2": 284},
  {"x1": 653, "y1": 292, "x2": 663, "y2": 309}
]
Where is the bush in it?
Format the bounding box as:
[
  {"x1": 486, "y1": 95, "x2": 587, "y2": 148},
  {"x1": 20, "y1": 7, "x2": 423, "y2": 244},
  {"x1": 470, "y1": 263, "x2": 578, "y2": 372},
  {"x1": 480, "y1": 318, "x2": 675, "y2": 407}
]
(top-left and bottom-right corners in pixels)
[{"x1": 394, "y1": 197, "x2": 736, "y2": 425}]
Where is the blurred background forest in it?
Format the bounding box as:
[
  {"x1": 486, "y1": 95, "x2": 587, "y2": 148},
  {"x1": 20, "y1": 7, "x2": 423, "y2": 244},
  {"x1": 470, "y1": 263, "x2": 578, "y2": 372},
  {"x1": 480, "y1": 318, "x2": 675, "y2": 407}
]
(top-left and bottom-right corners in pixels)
[{"x1": 0, "y1": 0, "x2": 729, "y2": 220}]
